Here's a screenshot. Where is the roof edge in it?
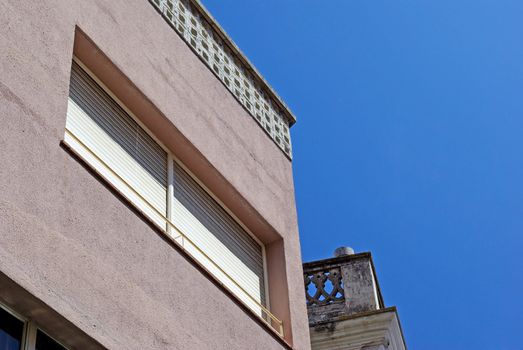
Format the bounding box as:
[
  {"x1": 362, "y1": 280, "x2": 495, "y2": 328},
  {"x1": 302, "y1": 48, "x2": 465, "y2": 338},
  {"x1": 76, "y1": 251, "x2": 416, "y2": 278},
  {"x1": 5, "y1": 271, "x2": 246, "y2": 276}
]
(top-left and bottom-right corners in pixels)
[{"x1": 190, "y1": 0, "x2": 297, "y2": 126}]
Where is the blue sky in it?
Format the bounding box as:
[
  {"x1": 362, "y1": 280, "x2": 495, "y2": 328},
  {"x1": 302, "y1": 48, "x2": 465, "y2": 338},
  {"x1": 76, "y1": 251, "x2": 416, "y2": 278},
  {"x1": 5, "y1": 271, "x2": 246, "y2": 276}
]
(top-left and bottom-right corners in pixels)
[{"x1": 203, "y1": 1, "x2": 523, "y2": 349}]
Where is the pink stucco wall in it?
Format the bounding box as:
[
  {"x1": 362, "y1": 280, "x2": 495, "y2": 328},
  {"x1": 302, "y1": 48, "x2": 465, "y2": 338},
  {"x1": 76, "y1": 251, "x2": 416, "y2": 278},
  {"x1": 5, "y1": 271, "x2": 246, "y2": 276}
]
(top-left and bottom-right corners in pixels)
[{"x1": 0, "y1": 0, "x2": 310, "y2": 349}]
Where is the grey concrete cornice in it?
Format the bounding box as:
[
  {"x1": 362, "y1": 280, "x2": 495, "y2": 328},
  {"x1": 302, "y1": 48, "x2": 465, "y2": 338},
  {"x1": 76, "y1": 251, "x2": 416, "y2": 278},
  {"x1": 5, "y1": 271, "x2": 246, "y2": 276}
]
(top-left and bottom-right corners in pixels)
[{"x1": 309, "y1": 307, "x2": 407, "y2": 350}]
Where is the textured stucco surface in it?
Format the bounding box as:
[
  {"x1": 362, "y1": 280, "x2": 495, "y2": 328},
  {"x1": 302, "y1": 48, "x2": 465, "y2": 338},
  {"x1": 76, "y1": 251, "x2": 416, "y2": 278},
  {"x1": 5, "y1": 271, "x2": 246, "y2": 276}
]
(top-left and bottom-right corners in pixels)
[{"x1": 0, "y1": 0, "x2": 310, "y2": 349}]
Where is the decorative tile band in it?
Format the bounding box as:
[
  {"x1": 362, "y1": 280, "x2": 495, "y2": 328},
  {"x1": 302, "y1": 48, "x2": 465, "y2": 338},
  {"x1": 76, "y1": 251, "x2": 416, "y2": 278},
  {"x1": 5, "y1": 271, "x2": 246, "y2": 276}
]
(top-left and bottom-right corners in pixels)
[{"x1": 151, "y1": 0, "x2": 293, "y2": 158}]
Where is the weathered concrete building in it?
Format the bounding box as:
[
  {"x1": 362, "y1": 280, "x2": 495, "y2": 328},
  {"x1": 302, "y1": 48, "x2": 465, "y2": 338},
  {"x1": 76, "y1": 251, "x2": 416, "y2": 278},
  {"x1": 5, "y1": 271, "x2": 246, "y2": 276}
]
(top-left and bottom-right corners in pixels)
[
  {"x1": 304, "y1": 249, "x2": 407, "y2": 350},
  {"x1": 1, "y1": 1, "x2": 407, "y2": 349}
]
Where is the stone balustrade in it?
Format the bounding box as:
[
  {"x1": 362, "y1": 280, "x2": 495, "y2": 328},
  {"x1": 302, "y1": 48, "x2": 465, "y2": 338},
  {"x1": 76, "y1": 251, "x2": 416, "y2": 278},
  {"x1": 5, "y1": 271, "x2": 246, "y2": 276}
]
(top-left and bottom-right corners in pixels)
[{"x1": 303, "y1": 252, "x2": 385, "y2": 325}]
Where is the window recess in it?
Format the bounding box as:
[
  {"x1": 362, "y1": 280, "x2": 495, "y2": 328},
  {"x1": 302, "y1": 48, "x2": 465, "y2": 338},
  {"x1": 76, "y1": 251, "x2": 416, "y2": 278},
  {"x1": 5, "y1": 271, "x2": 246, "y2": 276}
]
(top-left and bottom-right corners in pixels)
[{"x1": 63, "y1": 60, "x2": 283, "y2": 336}]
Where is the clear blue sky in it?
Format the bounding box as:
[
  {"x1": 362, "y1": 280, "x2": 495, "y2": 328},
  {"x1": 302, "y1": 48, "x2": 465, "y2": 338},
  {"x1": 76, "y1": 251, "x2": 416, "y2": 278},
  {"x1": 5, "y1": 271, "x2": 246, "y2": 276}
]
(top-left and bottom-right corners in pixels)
[{"x1": 203, "y1": 1, "x2": 523, "y2": 349}]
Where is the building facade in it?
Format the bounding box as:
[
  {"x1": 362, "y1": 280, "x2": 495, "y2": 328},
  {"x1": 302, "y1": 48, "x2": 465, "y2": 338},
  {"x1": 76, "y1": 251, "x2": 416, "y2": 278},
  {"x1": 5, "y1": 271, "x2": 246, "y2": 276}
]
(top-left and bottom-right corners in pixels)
[
  {"x1": 1, "y1": 1, "x2": 408, "y2": 349},
  {"x1": 0, "y1": 0, "x2": 310, "y2": 349}
]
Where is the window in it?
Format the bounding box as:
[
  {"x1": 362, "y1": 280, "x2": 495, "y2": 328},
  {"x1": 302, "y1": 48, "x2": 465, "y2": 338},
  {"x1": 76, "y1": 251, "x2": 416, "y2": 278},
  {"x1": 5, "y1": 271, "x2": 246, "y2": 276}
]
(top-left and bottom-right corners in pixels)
[
  {"x1": 35, "y1": 330, "x2": 67, "y2": 350},
  {"x1": 63, "y1": 60, "x2": 270, "y2": 322},
  {"x1": 170, "y1": 161, "x2": 266, "y2": 312},
  {"x1": 0, "y1": 305, "x2": 67, "y2": 350},
  {"x1": 0, "y1": 307, "x2": 24, "y2": 350}
]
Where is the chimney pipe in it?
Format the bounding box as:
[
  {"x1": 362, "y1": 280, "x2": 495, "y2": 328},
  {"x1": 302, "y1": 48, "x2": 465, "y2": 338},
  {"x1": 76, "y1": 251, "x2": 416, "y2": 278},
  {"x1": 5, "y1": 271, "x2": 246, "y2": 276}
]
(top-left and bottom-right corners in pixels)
[{"x1": 334, "y1": 246, "x2": 355, "y2": 257}]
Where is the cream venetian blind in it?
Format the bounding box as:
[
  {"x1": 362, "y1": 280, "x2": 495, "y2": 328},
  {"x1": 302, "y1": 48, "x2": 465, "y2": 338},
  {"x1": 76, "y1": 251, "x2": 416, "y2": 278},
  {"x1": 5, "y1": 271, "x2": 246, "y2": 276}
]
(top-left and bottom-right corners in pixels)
[
  {"x1": 64, "y1": 61, "x2": 168, "y2": 227},
  {"x1": 170, "y1": 161, "x2": 266, "y2": 315}
]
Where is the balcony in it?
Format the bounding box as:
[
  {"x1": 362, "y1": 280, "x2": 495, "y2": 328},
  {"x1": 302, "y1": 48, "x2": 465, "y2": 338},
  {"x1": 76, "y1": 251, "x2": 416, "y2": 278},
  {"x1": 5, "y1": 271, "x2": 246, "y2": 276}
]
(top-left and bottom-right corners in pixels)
[
  {"x1": 149, "y1": 0, "x2": 295, "y2": 158},
  {"x1": 304, "y1": 251, "x2": 385, "y2": 323}
]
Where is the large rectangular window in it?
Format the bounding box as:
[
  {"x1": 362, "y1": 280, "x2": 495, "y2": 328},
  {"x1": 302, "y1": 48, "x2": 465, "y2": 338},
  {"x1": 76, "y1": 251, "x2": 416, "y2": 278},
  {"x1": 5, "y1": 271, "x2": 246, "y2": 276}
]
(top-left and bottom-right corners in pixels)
[{"x1": 63, "y1": 60, "x2": 270, "y2": 323}]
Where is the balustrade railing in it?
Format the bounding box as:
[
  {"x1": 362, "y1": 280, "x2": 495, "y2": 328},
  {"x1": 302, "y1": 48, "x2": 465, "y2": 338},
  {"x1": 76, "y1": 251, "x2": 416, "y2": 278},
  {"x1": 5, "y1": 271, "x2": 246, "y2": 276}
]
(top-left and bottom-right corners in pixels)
[
  {"x1": 303, "y1": 253, "x2": 384, "y2": 324},
  {"x1": 149, "y1": 0, "x2": 294, "y2": 158}
]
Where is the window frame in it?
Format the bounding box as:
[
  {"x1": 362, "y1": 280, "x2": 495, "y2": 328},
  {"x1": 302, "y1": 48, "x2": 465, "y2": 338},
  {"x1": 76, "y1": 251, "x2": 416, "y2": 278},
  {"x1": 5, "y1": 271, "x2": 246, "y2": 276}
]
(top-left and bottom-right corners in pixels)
[
  {"x1": 0, "y1": 303, "x2": 68, "y2": 350},
  {"x1": 0, "y1": 302, "x2": 27, "y2": 350}
]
